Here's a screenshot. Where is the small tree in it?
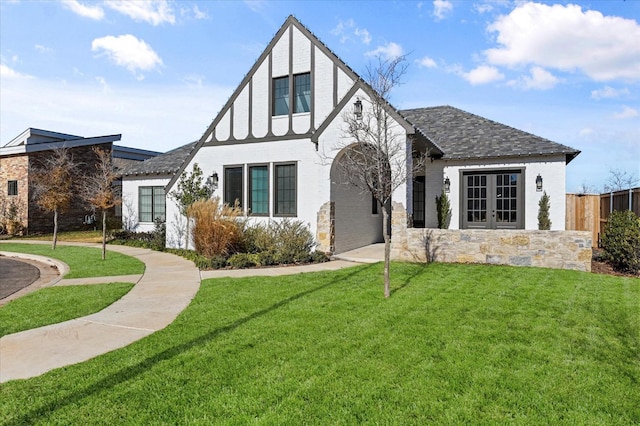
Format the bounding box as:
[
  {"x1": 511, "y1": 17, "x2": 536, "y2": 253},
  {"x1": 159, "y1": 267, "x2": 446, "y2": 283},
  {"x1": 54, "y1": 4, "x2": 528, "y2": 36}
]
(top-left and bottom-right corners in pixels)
[
  {"x1": 169, "y1": 163, "x2": 213, "y2": 249},
  {"x1": 30, "y1": 148, "x2": 78, "y2": 249},
  {"x1": 537, "y1": 191, "x2": 552, "y2": 230},
  {"x1": 80, "y1": 147, "x2": 121, "y2": 260},
  {"x1": 601, "y1": 210, "x2": 640, "y2": 274},
  {"x1": 435, "y1": 191, "x2": 451, "y2": 229},
  {"x1": 603, "y1": 168, "x2": 639, "y2": 192},
  {"x1": 336, "y1": 55, "x2": 425, "y2": 298}
]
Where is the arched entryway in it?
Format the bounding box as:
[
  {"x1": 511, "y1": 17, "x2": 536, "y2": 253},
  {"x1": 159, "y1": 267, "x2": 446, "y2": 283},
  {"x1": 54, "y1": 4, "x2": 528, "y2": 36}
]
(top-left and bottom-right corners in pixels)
[{"x1": 329, "y1": 145, "x2": 384, "y2": 254}]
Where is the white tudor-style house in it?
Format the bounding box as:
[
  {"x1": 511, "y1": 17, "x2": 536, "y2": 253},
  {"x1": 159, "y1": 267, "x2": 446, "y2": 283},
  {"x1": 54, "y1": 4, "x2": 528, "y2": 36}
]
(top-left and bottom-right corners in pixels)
[{"x1": 122, "y1": 16, "x2": 582, "y2": 260}]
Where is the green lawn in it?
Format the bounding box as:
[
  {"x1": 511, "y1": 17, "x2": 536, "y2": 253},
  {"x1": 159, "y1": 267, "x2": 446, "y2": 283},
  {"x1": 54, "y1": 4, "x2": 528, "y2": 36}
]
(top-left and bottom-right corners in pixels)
[
  {"x1": 0, "y1": 283, "x2": 134, "y2": 337},
  {"x1": 1, "y1": 263, "x2": 638, "y2": 424},
  {"x1": 0, "y1": 243, "x2": 144, "y2": 279}
]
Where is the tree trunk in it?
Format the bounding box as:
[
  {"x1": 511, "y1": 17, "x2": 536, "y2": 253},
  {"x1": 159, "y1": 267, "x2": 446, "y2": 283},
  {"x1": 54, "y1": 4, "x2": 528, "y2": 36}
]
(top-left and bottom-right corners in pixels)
[
  {"x1": 382, "y1": 206, "x2": 391, "y2": 298},
  {"x1": 185, "y1": 214, "x2": 190, "y2": 250},
  {"x1": 101, "y1": 210, "x2": 107, "y2": 260},
  {"x1": 52, "y1": 209, "x2": 58, "y2": 250}
]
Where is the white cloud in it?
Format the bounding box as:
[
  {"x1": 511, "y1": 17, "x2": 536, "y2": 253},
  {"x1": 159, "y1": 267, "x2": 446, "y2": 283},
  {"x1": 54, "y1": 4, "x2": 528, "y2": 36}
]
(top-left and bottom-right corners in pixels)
[
  {"x1": 417, "y1": 56, "x2": 437, "y2": 68},
  {"x1": 0, "y1": 64, "x2": 34, "y2": 79},
  {"x1": 461, "y1": 65, "x2": 504, "y2": 85},
  {"x1": 517, "y1": 66, "x2": 559, "y2": 90},
  {"x1": 331, "y1": 19, "x2": 371, "y2": 45},
  {"x1": 192, "y1": 5, "x2": 208, "y2": 20},
  {"x1": 91, "y1": 35, "x2": 163, "y2": 80},
  {"x1": 591, "y1": 86, "x2": 630, "y2": 100},
  {"x1": 95, "y1": 76, "x2": 111, "y2": 93},
  {"x1": 366, "y1": 42, "x2": 404, "y2": 60},
  {"x1": 354, "y1": 28, "x2": 372, "y2": 45},
  {"x1": 613, "y1": 106, "x2": 639, "y2": 120},
  {"x1": 61, "y1": 0, "x2": 105, "y2": 20},
  {"x1": 104, "y1": 0, "x2": 175, "y2": 26},
  {"x1": 0, "y1": 76, "x2": 233, "y2": 153},
  {"x1": 485, "y1": 2, "x2": 640, "y2": 81},
  {"x1": 433, "y1": 0, "x2": 453, "y2": 21},
  {"x1": 35, "y1": 44, "x2": 54, "y2": 54}
]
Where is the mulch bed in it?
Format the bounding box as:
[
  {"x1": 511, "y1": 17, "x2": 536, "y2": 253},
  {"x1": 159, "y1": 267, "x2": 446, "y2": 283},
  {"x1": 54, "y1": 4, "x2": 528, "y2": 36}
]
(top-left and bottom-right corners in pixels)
[{"x1": 591, "y1": 249, "x2": 640, "y2": 278}]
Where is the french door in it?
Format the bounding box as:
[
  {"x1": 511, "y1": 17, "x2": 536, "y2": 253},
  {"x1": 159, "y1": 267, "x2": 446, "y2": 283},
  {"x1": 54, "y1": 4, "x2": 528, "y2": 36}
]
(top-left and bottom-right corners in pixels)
[{"x1": 462, "y1": 170, "x2": 523, "y2": 229}]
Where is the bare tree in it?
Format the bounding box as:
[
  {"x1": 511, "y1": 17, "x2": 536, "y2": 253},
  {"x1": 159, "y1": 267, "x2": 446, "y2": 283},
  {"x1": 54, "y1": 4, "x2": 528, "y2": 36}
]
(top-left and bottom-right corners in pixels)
[
  {"x1": 604, "y1": 168, "x2": 640, "y2": 192},
  {"x1": 336, "y1": 55, "x2": 424, "y2": 298},
  {"x1": 80, "y1": 147, "x2": 121, "y2": 260},
  {"x1": 30, "y1": 148, "x2": 78, "y2": 249}
]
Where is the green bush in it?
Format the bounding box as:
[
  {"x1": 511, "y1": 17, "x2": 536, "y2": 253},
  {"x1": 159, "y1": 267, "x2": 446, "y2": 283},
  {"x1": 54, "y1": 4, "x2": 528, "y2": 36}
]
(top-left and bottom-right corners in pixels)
[
  {"x1": 227, "y1": 253, "x2": 260, "y2": 269},
  {"x1": 601, "y1": 210, "x2": 640, "y2": 274},
  {"x1": 243, "y1": 219, "x2": 315, "y2": 264}
]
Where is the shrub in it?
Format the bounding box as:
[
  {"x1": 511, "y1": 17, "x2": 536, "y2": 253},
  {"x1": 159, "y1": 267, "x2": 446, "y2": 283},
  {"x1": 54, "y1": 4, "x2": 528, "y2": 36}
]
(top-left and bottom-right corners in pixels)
[
  {"x1": 110, "y1": 219, "x2": 165, "y2": 251},
  {"x1": 601, "y1": 210, "x2": 640, "y2": 274},
  {"x1": 188, "y1": 198, "x2": 244, "y2": 258},
  {"x1": 243, "y1": 219, "x2": 315, "y2": 264},
  {"x1": 227, "y1": 253, "x2": 259, "y2": 269},
  {"x1": 538, "y1": 191, "x2": 552, "y2": 230},
  {"x1": 435, "y1": 191, "x2": 451, "y2": 229}
]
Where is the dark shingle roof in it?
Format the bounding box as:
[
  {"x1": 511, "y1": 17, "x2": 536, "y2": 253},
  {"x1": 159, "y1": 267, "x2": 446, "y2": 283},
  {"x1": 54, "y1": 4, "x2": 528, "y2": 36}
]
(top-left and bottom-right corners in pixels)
[
  {"x1": 400, "y1": 106, "x2": 580, "y2": 163},
  {"x1": 121, "y1": 141, "x2": 198, "y2": 176}
]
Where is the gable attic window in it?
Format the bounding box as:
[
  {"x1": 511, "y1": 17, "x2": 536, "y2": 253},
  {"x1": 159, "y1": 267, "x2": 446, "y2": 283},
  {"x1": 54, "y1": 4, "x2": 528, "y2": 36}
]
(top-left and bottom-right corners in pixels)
[
  {"x1": 272, "y1": 72, "x2": 311, "y2": 116},
  {"x1": 7, "y1": 180, "x2": 18, "y2": 196},
  {"x1": 273, "y1": 76, "x2": 289, "y2": 116}
]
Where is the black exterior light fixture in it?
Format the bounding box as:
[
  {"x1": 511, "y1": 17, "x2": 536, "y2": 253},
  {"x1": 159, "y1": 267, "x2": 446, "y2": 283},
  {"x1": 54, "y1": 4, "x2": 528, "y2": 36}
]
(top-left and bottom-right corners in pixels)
[
  {"x1": 206, "y1": 172, "x2": 219, "y2": 194},
  {"x1": 444, "y1": 176, "x2": 451, "y2": 193},
  {"x1": 353, "y1": 98, "x2": 363, "y2": 120},
  {"x1": 536, "y1": 174, "x2": 543, "y2": 192}
]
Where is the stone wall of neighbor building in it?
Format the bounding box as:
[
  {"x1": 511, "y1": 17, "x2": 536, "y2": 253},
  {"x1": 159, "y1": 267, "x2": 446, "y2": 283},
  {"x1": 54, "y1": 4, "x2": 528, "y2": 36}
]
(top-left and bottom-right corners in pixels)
[
  {"x1": 390, "y1": 203, "x2": 592, "y2": 272},
  {"x1": 0, "y1": 154, "x2": 30, "y2": 233},
  {"x1": 27, "y1": 143, "x2": 113, "y2": 234}
]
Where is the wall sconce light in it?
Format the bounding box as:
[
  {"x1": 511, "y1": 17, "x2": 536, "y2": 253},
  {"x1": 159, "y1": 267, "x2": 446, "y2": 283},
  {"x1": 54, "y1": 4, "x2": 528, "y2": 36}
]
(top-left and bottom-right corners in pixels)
[
  {"x1": 536, "y1": 174, "x2": 543, "y2": 192},
  {"x1": 206, "y1": 172, "x2": 219, "y2": 193},
  {"x1": 353, "y1": 98, "x2": 363, "y2": 120},
  {"x1": 444, "y1": 176, "x2": 450, "y2": 193}
]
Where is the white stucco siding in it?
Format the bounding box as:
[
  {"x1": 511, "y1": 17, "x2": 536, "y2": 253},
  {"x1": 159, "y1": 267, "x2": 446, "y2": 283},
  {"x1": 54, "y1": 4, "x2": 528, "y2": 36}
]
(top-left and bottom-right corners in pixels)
[
  {"x1": 437, "y1": 156, "x2": 567, "y2": 230},
  {"x1": 233, "y1": 85, "x2": 250, "y2": 140},
  {"x1": 164, "y1": 139, "x2": 329, "y2": 249},
  {"x1": 121, "y1": 176, "x2": 170, "y2": 233},
  {"x1": 314, "y1": 48, "x2": 335, "y2": 128},
  {"x1": 271, "y1": 30, "x2": 289, "y2": 78},
  {"x1": 336, "y1": 69, "x2": 354, "y2": 104},
  {"x1": 216, "y1": 109, "x2": 231, "y2": 141},
  {"x1": 292, "y1": 26, "x2": 310, "y2": 74},
  {"x1": 252, "y1": 62, "x2": 269, "y2": 138},
  {"x1": 292, "y1": 113, "x2": 311, "y2": 134},
  {"x1": 272, "y1": 116, "x2": 288, "y2": 136}
]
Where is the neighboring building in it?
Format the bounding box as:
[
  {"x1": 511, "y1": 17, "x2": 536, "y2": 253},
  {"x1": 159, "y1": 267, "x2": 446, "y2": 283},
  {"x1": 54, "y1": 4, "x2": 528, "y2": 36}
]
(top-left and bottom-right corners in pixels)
[
  {"x1": 122, "y1": 16, "x2": 579, "y2": 254},
  {"x1": 0, "y1": 128, "x2": 160, "y2": 234}
]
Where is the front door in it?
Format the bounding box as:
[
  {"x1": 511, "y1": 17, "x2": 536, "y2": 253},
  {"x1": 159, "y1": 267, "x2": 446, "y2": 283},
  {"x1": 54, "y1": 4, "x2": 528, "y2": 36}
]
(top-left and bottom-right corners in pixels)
[{"x1": 462, "y1": 170, "x2": 524, "y2": 229}]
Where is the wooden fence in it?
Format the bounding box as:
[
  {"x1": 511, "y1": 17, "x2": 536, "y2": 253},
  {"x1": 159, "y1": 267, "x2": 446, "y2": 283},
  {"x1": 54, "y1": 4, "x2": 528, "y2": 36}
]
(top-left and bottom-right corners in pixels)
[
  {"x1": 566, "y1": 194, "x2": 600, "y2": 247},
  {"x1": 566, "y1": 187, "x2": 640, "y2": 247}
]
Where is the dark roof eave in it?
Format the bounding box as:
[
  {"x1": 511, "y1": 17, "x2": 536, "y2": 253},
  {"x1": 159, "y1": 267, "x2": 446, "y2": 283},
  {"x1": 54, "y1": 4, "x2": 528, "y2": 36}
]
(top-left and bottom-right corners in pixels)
[{"x1": 437, "y1": 151, "x2": 581, "y2": 163}]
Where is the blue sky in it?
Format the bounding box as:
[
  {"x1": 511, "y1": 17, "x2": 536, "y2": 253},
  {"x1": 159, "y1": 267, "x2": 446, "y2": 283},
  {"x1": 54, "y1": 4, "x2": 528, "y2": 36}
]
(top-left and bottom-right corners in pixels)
[{"x1": 1, "y1": 0, "x2": 638, "y2": 192}]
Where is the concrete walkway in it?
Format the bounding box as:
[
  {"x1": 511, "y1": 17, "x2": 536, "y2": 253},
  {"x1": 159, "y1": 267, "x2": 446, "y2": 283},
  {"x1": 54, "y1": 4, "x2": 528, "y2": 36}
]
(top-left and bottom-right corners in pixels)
[
  {"x1": 0, "y1": 241, "x2": 383, "y2": 383},
  {"x1": 0, "y1": 242, "x2": 200, "y2": 383}
]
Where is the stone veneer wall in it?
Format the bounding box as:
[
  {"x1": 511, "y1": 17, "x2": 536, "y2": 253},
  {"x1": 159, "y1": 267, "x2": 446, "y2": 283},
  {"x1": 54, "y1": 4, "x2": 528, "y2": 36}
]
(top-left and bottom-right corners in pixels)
[
  {"x1": 27, "y1": 143, "x2": 113, "y2": 234},
  {"x1": 0, "y1": 154, "x2": 30, "y2": 230},
  {"x1": 390, "y1": 202, "x2": 592, "y2": 272},
  {"x1": 316, "y1": 201, "x2": 335, "y2": 253}
]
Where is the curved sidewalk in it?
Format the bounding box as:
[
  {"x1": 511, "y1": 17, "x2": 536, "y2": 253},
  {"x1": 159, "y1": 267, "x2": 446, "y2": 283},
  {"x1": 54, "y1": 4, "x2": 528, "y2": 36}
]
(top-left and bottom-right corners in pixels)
[{"x1": 0, "y1": 242, "x2": 201, "y2": 383}]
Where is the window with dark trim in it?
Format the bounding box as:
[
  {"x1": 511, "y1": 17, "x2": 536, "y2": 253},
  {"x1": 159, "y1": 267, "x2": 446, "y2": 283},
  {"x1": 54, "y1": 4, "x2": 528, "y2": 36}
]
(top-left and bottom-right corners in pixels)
[
  {"x1": 7, "y1": 180, "x2": 18, "y2": 196},
  {"x1": 139, "y1": 186, "x2": 165, "y2": 222},
  {"x1": 249, "y1": 165, "x2": 268, "y2": 215},
  {"x1": 274, "y1": 163, "x2": 296, "y2": 216},
  {"x1": 224, "y1": 166, "x2": 243, "y2": 208},
  {"x1": 294, "y1": 73, "x2": 311, "y2": 113},
  {"x1": 272, "y1": 76, "x2": 289, "y2": 116},
  {"x1": 272, "y1": 72, "x2": 311, "y2": 116}
]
